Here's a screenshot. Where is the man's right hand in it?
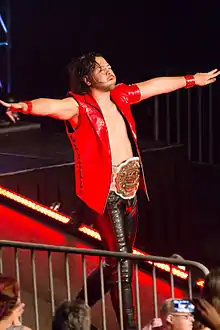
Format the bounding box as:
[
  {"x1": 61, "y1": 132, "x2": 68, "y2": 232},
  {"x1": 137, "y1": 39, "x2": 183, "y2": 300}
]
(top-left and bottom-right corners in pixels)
[
  {"x1": 0, "y1": 100, "x2": 25, "y2": 123},
  {"x1": 1, "y1": 97, "x2": 79, "y2": 121},
  {"x1": 0, "y1": 100, "x2": 27, "y2": 110}
]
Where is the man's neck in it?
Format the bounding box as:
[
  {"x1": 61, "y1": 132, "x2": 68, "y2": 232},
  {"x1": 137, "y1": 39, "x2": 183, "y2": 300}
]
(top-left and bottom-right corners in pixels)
[{"x1": 90, "y1": 88, "x2": 112, "y2": 108}]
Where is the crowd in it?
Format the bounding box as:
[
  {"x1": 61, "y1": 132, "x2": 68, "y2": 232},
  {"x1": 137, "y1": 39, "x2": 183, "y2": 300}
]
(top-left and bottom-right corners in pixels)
[{"x1": 1, "y1": 268, "x2": 220, "y2": 330}]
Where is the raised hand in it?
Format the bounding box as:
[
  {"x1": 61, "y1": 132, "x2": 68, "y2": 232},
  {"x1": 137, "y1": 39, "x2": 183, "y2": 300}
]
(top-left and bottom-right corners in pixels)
[
  {"x1": 194, "y1": 298, "x2": 220, "y2": 330},
  {"x1": 11, "y1": 302, "x2": 25, "y2": 325},
  {"x1": 195, "y1": 69, "x2": 220, "y2": 86}
]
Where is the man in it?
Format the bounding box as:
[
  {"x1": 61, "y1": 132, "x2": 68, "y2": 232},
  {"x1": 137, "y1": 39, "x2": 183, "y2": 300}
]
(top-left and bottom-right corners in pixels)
[
  {"x1": 160, "y1": 298, "x2": 194, "y2": 330},
  {"x1": 0, "y1": 53, "x2": 219, "y2": 330}
]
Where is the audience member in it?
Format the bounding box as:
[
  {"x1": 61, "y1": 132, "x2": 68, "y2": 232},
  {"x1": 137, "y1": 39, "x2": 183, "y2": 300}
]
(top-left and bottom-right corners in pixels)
[
  {"x1": 52, "y1": 300, "x2": 91, "y2": 330},
  {"x1": 193, "y1": 268, "x2": 220, "y2": 330},
  {"x1": 160, "y1": 298, "x2": 194, "y2": 330},
  {"x1": 0, "y1": 274, "x2": 31, "y2": 330},
  {"x1": 0, "y1": 303, "x2": 24, "y2": 330}
]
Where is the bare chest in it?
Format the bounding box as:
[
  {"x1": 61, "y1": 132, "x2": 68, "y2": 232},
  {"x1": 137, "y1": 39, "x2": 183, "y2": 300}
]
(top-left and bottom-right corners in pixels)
[{"x1": 101, "y1": 106, "x2": 128, "y2": 139}]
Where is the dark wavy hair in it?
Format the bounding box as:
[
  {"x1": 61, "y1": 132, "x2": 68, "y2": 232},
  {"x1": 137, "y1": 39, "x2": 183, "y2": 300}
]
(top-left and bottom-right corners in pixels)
[
  {"x1": 52, "y1": 300, "x2": 90, "y2": 330},
  {"x1": 68, "y1": 52, "x2": 102, "y2": 95},
  {"x1": 0, "y1": 274, "x2": 20, "y2": 320},
  {"x1": 202, "y1": 268, "x2": 220, "y2": 312}
]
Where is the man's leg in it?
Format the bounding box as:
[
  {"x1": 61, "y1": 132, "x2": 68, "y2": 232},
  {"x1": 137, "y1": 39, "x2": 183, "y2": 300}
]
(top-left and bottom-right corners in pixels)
[
  {"x1": 103, "y1": 193, "x2": 138, "y2": 330},
  {"x1": 77, "y1": 192, "x2": 138, "y2": 330}
]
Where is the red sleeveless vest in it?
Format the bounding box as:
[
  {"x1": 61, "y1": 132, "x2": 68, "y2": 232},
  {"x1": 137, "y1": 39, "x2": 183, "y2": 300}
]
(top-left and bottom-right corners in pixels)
[{"x1": 67, "y1": 83, "x2": 149, "y2": 214}]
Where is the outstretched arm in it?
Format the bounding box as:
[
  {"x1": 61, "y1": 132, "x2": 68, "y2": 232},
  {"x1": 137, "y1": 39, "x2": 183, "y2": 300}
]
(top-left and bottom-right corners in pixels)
[
  {"x1": 137, "y1": 69, "x2": 220, "y2": 101},
  {"x1": 0, "y1": 97, "x2": 79, "y2": 122}
]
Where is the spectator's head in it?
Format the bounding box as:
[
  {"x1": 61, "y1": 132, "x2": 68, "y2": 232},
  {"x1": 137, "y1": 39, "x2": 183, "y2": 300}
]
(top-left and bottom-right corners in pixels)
[
  {"x1": 202, "y1": 268, "x2": 220, "y2": 313},
  {"x1": 0, "y1": 274, "x2": 20, "y2": 320},
  {"x1": 160, "y1": 299, "x2": 194, "y2": 330},
  {"x1": 52, "y1": 300, "x2": 90, "y2": 330}
]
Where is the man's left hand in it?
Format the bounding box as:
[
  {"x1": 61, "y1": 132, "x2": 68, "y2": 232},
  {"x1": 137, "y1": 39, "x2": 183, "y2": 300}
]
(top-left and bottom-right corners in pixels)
[{"x1": 195, "y1": 69, "x2": 220, "y2": 86}]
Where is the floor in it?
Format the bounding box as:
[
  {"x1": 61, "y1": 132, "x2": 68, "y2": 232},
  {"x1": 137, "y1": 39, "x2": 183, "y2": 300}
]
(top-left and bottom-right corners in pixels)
[{"x1": 0, "y1": 129, "x2": 73, "y2": 175}]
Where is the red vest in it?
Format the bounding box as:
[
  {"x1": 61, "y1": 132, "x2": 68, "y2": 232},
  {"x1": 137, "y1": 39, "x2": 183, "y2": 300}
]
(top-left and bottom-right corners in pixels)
[{"x1": 67, "y1": 83, "x2": 149, "y2": 214}]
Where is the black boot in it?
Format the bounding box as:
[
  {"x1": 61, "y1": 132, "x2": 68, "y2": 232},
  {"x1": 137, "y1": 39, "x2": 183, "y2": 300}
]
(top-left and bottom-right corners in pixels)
[{"x1": 109, "y1": 263, "x2": 137, "y2": 330}]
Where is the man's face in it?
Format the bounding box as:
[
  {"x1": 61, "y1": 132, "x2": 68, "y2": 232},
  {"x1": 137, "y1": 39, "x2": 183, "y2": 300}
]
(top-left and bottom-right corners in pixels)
[
  {"x1": 87, "y1": 56, "x2": 116, "y2": 91},
  {"x1": 167, "y1": 313, "x2": 194, "y2": 330}
]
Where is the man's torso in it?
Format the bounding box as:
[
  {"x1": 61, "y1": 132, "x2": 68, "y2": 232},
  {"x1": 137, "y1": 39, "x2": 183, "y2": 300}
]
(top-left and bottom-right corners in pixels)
[
  {"x1": 66, "y1": 84, "x2": 149, "y2": 213},
  {"x1": 100, "y1": 101, "x2": 133, "y2": 165},
  {"x1": 73, "y1": 100, "x2": 134, "y2": 166}
]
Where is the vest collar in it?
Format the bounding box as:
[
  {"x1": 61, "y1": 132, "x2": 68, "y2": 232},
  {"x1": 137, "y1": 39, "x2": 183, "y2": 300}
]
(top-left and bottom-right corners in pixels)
[{"x1": 84, "y1": 89, "x2": 122, "y2": 113}]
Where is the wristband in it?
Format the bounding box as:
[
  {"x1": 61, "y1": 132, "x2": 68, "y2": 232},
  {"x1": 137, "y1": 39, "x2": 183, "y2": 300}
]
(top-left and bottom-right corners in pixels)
[
  {"x1": 23, "y1": 101, "x2": 33, "y2": 114},
  {"x1": 10, "y1": 101, "x2": 32, "y2": 114},
  {"x1": 184, "y1": 75, "x2": 195, "y2": 89}
]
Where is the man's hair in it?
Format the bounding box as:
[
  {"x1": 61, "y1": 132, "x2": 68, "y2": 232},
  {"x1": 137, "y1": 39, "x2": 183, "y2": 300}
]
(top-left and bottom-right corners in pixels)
[
  {"x1": 160, "y1": 298, "x2": 174, "y2": 317},
  {"x1": 160, "y1": 298, "x2": 192, "y2": 317},
  {"x1": 68, "y1": 52, "x2": 102, "y2": 95},
  {"x1": 202, "y1": 268, "x2": 220, "y2": 312},
  {"x1": 52, "y1": 300, "x2": 90, "y2": 330},
  {"x1": 0, "y1": 274, "x2": 20, "y2": 319}
]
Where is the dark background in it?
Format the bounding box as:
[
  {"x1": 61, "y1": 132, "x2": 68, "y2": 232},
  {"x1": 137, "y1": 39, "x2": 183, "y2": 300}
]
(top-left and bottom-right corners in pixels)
[
  {"x1": 8, "y1": 1, "x2": 220, "y2": 97},
  {"x1": 1, "y1": 0, "x2": 220, "y2": 137}
]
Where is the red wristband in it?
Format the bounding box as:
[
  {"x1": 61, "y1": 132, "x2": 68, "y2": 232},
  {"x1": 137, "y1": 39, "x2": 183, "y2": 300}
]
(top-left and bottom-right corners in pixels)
[
  {"x1": 23, "y1": 101, "x2": 32, "y2": 114},
  {"x1": 184, "y1": 75, "x2": 195, "y2": 89},
  {"x1": 10, "y1": 101, "x2": 32, "y2": 114}
]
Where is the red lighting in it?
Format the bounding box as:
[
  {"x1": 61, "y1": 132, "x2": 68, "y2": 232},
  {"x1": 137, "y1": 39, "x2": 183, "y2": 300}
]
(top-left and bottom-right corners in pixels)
[
  {"x1": 0, "y1": 186, "x2": 70, "y2": 224},
  {"x1": 0, "y1": 185, "x2": 203, "y2": 286},
  {"x1": 78, "y1": 224, "x2": 102, "y2": 241},
  {"x1": 196, "y1": 279, "x2": 204, "y2": 288}
]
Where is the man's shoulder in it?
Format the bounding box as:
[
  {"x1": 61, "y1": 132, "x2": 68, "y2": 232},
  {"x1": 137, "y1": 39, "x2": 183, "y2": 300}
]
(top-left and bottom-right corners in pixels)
[
  {"x1": 112, "y1": 83, "x2": 141, "y2": 105},
  {"x1": 114, "y1": 83, "x2": 128, "y2": 91},
  {"x1": 111, "y1": 83, "x2": 130, "y2": 97},
  {"x1": 113, "y1": 83, "x2": 138, "y2": 93}
]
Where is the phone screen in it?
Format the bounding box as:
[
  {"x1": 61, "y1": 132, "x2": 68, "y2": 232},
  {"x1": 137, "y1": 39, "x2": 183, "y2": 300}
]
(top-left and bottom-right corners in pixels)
[{"x1": 173, "y1": 300, "x2": 195, "y2": 313}]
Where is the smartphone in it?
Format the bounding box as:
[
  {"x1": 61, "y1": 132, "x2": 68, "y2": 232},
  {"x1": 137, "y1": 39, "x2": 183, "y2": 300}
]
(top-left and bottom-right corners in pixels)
[{"x1": 173, "y1": 299, "x2": 195, "y2": 313}]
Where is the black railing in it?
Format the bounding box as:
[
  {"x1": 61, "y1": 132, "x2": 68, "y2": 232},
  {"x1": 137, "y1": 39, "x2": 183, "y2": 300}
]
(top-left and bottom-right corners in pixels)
[
  {"x1": 152, "y1": 85, "x2": 217, "y2": 165},
  {"x1": 0, "y1": 240, "x2": 209, "y2": 330}
]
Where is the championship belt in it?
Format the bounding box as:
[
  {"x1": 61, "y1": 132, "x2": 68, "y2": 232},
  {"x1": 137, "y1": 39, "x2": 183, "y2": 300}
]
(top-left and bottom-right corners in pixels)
[{"x1": 111, "y1": 157, "x2": 140, "y2": 199}]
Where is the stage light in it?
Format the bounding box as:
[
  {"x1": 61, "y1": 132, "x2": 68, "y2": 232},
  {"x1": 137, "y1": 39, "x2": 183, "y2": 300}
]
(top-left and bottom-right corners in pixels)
[
  {"x1": 0, "y1": 186, "x2": 70, "y2": 224},
  {"x1": 196, "y1": 280, "x2": 204, "y2": 288},
  {"x1": 78, "y1": 224, "x2": 102, "y2": 241},
  {"x1": 0, "y1": 14, "x2": 8, "y2": 33}
]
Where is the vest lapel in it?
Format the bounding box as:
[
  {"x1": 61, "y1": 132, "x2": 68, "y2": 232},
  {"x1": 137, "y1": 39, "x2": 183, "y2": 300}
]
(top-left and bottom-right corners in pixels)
[{"x1": 84, "y1": 94, "x2": 110, "y2": 147}]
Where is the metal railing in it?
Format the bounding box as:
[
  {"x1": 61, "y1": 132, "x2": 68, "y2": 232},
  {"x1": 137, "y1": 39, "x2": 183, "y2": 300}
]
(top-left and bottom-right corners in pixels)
[
  {"x1": 0, "y1": 240, "x2": 209, "y2": 330},
  {"x1": 152, "y1": 85, "x2": 217, "y2": 165}
]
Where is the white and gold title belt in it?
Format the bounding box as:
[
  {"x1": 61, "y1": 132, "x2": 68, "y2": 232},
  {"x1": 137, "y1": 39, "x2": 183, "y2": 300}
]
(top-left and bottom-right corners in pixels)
[{"x1": 110, "y1": 157, "x2": 140, "y2": 199}]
